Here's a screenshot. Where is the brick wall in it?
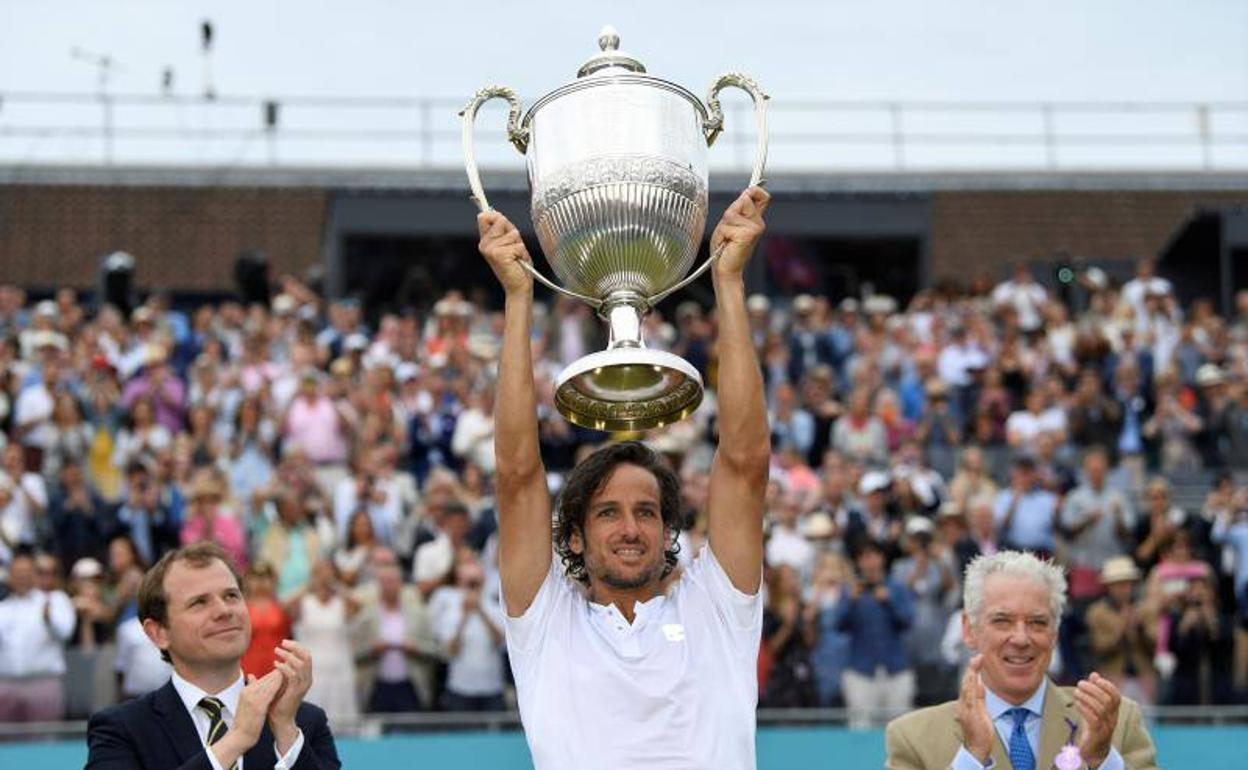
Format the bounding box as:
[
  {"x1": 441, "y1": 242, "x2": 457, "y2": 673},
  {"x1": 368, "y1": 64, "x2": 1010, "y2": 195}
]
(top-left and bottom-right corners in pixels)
[
  {"x1": 0, "y1": 185, "x2": 328, "y2": 291},
  {"x1": 929, "y1": 189, "x2": 1248, "y2": 282}
]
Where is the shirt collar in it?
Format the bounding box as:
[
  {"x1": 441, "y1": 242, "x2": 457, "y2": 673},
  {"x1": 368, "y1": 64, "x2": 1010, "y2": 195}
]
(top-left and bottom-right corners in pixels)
[
  {"x1": 171, "y1": 669, "x2": 246, "y2": 718},
  {"x1": 984, "y1": 677, "x2": 1047, "y2": 721},
  {"x1": 588, "y1": 592, "x2": 667, "y2": 626}
]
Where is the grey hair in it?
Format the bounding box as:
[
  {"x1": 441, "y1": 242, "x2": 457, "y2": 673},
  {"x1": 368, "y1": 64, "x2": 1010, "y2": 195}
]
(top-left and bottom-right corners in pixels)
[{"x1": 963, "y1": 551, "x2": 1067, "y2": 627}]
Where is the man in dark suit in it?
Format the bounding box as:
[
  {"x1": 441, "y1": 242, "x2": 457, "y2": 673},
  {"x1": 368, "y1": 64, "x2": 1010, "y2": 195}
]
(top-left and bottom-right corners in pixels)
[{"x1": 85, "y1": 542, "x2": 341, "y2": 769}]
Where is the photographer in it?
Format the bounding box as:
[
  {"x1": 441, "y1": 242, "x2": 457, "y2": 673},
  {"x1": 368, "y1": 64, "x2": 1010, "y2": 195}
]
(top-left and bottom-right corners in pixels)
[
  {"x1": 832, "y1": 539, "x2": 915, "y2": 728},
  {"x1": 890, "y1": 517, "x2": 957, "y2": 705},
  {"x1": 1165, "y1": 573, "x2": 1234, "y2": 705}
]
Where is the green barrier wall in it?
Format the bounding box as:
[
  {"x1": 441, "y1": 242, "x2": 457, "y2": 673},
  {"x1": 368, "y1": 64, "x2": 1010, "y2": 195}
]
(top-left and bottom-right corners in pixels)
[{"x1": 1, "y1": 724, "x2": 1241, "y2": 768}]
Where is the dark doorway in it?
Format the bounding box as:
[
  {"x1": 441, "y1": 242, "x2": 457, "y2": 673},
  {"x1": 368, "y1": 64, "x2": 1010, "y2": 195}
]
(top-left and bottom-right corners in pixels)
[
  {"x1": 763, "y1": 236, "x2": 923, "y2": 305},
  {"x1": 1158, "y1": 212, "x2": 1224, "y2": 310},
  {"x1": 342, "y1": 234, "x2": 547, "y2": 321}
]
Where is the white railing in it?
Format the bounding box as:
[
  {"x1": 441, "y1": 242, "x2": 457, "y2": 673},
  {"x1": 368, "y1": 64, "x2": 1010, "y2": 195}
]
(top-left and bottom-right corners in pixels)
[{"x1": 2, "y1": 92, "x2": 1247, "y2": 172}]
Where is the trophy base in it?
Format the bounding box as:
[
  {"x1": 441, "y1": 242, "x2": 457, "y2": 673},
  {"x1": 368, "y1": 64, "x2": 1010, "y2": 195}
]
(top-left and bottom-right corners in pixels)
[{"x1": 554, "y1": 348, "x2": 704, "y2": 433}]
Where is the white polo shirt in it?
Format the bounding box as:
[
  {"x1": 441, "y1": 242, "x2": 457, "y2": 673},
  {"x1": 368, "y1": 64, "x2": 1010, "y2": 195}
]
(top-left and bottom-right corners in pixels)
[{"x1": 505, "y1": 544, "x2": 762, "y2": 770}]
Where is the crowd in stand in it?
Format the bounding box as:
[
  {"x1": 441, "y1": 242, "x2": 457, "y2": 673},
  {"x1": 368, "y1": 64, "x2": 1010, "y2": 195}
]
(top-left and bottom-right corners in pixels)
[{"x1": 1, "y1": 256, "x2": 1247, "y2": 729}]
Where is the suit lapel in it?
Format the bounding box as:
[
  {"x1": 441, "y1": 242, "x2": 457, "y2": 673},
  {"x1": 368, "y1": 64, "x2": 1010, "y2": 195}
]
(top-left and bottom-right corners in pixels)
[
  {"x1": 151, "y1": 681, "x2": 205, "y2": 765},
  {"x1": 1037, "y1": 681, "x2": 1077, "y2": 770}
]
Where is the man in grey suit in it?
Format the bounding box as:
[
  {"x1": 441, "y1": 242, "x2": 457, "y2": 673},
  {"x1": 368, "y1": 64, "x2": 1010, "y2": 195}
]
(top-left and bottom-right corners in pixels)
[{"x1": 886, "y1": 551, "x2": 1158, "y2": 770}]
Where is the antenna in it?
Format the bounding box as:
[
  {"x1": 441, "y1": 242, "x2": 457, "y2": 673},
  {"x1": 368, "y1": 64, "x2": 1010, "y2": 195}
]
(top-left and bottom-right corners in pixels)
[
  {"x1": 70, "y1": 46, "x2": 123, "y2": 164},
  {"x1": 201, "y1": 20, "x2": 216, "y2": 100}
]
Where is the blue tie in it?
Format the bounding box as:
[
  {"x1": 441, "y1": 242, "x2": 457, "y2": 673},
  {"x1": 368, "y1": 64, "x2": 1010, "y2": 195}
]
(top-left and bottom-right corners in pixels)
[{"x1": 1007, "y1": 707, "x2": 1035, "y2": 770}]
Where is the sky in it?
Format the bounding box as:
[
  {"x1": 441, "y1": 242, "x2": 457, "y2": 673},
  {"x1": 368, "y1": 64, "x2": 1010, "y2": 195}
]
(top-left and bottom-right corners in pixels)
[{"x1": 2, "y1": 0, "x2": 1247, "y2": 170}]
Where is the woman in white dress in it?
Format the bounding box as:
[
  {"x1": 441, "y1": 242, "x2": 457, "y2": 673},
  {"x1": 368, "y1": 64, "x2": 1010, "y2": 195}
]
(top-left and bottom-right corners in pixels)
[{"x1": 287, "y1": 559, "x2": 361, "y2": 726}]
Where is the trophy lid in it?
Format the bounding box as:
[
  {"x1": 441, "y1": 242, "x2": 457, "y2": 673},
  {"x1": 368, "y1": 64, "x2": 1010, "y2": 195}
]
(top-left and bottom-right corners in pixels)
[{"x1": 577, "y1": 26, "x2": 647, "y2": 77}]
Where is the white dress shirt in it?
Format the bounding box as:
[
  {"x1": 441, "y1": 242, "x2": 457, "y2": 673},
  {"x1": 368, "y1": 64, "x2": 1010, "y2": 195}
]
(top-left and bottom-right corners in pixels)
[
  {"x1": 0, "y1": 588, "x2": 75, "y2": 677},
  {"x1": 169, "y1": 670, "x2": 305, "y2": 770}
]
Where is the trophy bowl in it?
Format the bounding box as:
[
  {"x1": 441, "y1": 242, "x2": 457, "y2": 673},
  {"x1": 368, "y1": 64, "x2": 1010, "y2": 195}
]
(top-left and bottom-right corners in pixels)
[{"x1": 462, "y1": 26, "x2": 768, "y2": 431}]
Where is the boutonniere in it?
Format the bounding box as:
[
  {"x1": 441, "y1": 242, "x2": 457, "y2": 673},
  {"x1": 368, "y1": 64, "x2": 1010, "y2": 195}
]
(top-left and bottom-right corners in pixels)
[{"x1": 1054, "y1": 717, "x2": 1082, "y2": 770}]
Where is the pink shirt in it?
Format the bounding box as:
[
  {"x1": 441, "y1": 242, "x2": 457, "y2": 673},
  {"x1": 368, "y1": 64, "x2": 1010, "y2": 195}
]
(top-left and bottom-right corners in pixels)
[
  {"x1": 181, "y1": 513, "x2": 249, "y2": 571},
  {"x1": 284, "y1": 396, "x2": 348, "y2": 464}
]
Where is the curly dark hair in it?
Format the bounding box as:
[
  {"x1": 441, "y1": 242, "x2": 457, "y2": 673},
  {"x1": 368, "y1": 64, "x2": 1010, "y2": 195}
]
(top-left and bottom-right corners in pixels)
[{"x1": 555, "y1": 441, "x2": 683, "y2": 585}]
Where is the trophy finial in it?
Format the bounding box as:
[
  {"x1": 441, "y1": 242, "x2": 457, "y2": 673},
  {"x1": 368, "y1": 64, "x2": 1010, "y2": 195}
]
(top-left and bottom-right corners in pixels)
[
  {"x1": 599, "y1": 26, "x2": 620, "y2": 52},
  {"x1": 578, "y1": 25, "x2": 645, "y2": 77}
]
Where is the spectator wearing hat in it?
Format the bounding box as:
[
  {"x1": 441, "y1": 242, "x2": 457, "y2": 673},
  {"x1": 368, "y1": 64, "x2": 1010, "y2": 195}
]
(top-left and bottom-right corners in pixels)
[
  {"x1": 992, "y1": 456, "x2": 1058, "y2": 558},
  {"x1": 0, "y1": 549, "x2": 76, "y2": 721},
  {"x1": 179, "y1": 471, "x2": 247, "y2": 571},
  {"x1": 12, "y1": 333, "x2": 68, "y2": 456},
  {"x1": 67, "y1": 557, "x2": 110, "y2": 651},
  {"x1": 1060, "y1": 446, "x2": 1136, "y2": 602},
  {"x1": 786, "y1": 293, "x2": 833, "y2": 385},
  {"x1": 832, "y1": 539, "x2": 915, "y2": 727},
  {"x1": 1193, "y1": 364, "x2": 1234, "y2": 468},
  {"x1": 844, "y1": 470, "x2": 902, "y2": 564},
  {"x1": 1085, "y1": 556, "x2": 1156, "y2": 704},
  {"x1": 890, "y1": 515, "x2": 957, "y2": 705}
]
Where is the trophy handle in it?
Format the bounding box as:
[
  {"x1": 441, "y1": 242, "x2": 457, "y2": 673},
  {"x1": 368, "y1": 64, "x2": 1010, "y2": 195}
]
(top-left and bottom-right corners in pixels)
[
  {"x1": 460, "y1": 86, "x2": 603, "y2": 309},
  {"x1": 459, "y1": 85, "x2": 530, "y2": 213},
  {"x1": 646, "y1": 74, "x2": 769, "y2": 308},
  {"x1": 703, "y1": 72, "x2": 769, "y2": 189}
]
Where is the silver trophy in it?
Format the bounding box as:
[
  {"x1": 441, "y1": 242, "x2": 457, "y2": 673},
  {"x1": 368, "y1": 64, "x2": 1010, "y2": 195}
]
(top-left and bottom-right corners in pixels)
[{"x1": 462, "y1": 25, "x2": 768, "y2": 432}]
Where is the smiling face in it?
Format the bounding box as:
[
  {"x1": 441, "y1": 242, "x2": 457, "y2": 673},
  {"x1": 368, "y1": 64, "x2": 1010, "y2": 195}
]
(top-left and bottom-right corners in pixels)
[
  {"x1": 963, "y1": 574, "x2": 1057, "y2": 705},
  {"x1": 144, "y1": 558, "x2": 250, "y2": 672},
  {"x1": 570, "y1": 463, "x2": 669, "y2": 593}
]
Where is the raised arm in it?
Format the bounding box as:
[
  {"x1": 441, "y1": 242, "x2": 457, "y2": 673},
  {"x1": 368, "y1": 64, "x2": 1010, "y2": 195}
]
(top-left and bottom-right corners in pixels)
[
  {"x1": 478, "y1": 211, "x2": 552, "y2": 616},
  {"x1": 706, "y1": 187, "x2": 771, "y2": 594}
]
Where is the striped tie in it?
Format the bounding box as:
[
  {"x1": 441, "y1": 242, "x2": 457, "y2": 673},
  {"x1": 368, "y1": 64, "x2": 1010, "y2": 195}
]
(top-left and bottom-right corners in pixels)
[
  {"x1": 198, "y1": 696, "x2": 238, "y2": 770},
  {"x1": 1006, "y1": 707, "x2": 1035, "y2": 770}
]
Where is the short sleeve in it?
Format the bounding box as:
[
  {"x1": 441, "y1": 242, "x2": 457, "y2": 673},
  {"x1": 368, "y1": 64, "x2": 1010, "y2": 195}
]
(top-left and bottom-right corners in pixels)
[
  {"x1": 681, "y1": 544, "x2": 763, "y2": 636},
  {"x1": 502, "y1": 558, "x2": 575, "y2": 656}
]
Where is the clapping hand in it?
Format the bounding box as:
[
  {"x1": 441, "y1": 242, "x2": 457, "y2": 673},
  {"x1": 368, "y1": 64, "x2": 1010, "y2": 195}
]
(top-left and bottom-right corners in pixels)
[
  {"x1": 955, "y1": 655, "x2": 996, "y2": 764},
  {"x1": 268, "y1": 640, "x2": 314, "y2": 752},
  {"x1": 1073, "y1": 672, "x2": 1121, "y2": 767}
]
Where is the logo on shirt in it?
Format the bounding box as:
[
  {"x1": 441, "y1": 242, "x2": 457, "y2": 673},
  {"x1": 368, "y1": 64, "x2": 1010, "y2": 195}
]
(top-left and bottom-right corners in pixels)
[{"x1": 662, "y1": 623, "x2": 686, "y2": 642}]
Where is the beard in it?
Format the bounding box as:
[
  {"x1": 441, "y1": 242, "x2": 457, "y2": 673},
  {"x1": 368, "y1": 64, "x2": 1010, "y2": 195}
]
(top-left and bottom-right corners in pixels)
[{"x1": 586, "y1": 549, "x2": 666, "y2": 590}]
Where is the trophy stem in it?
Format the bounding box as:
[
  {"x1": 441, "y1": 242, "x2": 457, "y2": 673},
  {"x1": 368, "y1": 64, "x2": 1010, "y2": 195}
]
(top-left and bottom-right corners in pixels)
[{"x1": 604, "y1": 299, "x2": 645, "y2": 350}]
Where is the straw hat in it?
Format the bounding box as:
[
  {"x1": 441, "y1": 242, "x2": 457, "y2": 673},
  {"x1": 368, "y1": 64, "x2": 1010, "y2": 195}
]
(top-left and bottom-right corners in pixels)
[
  {"x1": 1100, "y1": 556, "x2": 1142, "y2": 584},
  {"x1": 802, "y1": 512, "x2": 836, "y2": 539}
]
